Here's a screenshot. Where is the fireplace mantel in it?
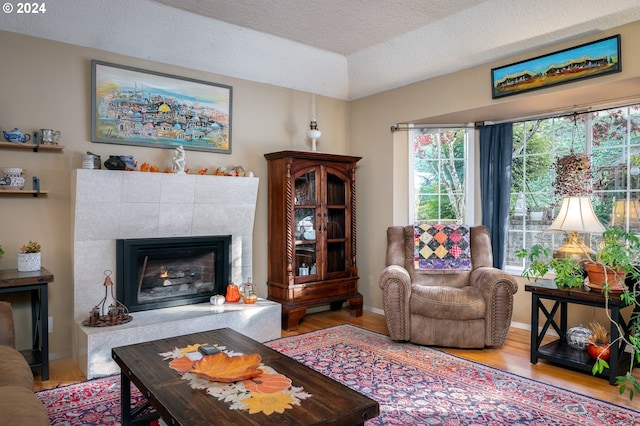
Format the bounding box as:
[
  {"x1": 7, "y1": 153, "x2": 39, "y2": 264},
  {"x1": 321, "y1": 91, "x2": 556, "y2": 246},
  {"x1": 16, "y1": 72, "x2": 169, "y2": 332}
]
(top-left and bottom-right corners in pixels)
[{"x1": 70, "y1": 170, "x2": 277, "y2": 378}]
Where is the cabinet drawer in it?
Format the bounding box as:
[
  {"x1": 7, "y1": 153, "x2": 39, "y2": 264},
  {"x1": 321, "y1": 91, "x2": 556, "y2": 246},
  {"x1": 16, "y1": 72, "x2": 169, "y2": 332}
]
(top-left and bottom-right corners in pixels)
[{"x1": 293, "y1": 280, "x2": 357, "y2": 301}]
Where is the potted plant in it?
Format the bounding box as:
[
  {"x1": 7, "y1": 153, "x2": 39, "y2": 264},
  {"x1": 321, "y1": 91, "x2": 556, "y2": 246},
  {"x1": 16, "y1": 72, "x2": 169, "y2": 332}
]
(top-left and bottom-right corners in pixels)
[
  {"x1": 17, "y1": 240, "x2": 41, "y2": 272},
  {"x1": 516, "y1": 244, "x2": 585, "y2": 288},
  {"x1": 583, "y1": 227, "x2": 640, "y2": 294},
  {"x1": 0, "y1": 245, "x2": 4, "y2": 255},
  {"x1": 580, "y1": 227, "x2": 640, "y2": 399}
]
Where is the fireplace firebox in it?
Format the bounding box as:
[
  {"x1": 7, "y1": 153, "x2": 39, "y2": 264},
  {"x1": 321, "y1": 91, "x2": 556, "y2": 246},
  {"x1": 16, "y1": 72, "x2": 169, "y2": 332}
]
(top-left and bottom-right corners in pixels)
[{"x1": 116, "y1": 235, "x2": 231, "y2": 312}]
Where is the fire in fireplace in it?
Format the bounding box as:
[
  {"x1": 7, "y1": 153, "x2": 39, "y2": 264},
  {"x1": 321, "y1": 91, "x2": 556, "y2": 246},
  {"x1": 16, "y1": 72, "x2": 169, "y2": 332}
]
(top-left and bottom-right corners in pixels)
[{"x1": 116, "y1": 235, "x2": 231, "y2": 312}]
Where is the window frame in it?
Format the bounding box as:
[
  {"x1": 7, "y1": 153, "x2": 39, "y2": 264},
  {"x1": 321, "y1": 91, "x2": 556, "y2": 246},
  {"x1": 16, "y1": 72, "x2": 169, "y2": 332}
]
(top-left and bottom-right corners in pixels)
[{"x1": 408, "y1": 126, "x2": 475, "y2": 224}]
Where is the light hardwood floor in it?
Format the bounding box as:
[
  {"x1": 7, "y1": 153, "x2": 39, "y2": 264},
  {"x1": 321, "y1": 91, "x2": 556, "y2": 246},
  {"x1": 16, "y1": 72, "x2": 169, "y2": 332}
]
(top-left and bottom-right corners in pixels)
[{"x1": 35, "y1": 309, "x2": 640, "y2": 411}]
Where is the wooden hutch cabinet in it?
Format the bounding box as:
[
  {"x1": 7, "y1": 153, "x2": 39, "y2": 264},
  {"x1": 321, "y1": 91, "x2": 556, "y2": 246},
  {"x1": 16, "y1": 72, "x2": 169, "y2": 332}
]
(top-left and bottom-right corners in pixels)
[{"x1": 264, "y1": 150, "x2": 363, "y2": 330}]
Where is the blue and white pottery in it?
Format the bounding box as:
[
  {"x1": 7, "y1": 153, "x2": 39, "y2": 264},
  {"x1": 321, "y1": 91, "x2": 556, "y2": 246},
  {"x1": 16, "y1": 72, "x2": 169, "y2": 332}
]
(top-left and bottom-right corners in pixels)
[{"x1": 3, "y1": 128, "x2": 31, "y2": 143}]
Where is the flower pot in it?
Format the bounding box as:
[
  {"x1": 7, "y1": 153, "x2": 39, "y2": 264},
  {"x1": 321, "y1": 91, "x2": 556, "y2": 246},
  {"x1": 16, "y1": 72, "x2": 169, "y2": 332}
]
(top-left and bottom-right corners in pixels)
[
  {"x1": 17, "y1": 252, "x2": 41, "y2": 272},
  {"x1": 584, "y1": 261, "x2": 626, "y2": 292}
]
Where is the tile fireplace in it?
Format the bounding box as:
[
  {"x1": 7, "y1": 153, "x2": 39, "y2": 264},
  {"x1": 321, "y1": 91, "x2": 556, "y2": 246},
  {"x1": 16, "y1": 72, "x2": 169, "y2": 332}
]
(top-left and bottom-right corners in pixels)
[{"x1": 71, "y1": 170, "x2": 280, "y2": 378}]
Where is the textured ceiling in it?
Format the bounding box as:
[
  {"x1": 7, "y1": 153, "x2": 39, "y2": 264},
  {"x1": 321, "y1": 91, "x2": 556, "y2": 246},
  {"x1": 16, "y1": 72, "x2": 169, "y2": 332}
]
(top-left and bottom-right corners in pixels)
[
  {"x1": 150, "y1": 0, "x2": 488, "y2": 55},
  {"x1": 2, "y1": 0, "x2": 640, "y2": 100}
]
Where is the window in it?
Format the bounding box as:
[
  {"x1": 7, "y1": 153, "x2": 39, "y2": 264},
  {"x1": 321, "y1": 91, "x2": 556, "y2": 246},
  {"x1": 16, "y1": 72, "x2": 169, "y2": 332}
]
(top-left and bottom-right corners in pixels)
[
  {"x1": 410, "y1": 127, "x2": 473, "y2": 223},
  {"x1": 506, "y1": 104, "x2": 640, "y2": 270}
]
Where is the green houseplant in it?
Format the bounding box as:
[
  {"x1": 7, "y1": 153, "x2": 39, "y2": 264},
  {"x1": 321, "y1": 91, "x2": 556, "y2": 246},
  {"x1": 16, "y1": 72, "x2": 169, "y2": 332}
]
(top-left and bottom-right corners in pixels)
[
  {"x1": 584, "y1": 227, "x2": 640, "y2": 294},
  {"x1": 580, "y1": 227, "x2": 640, "y2": 399},
  {"x1": 518, "y1": 227, "x2": 640, "y2": 399},
  {"x1": 516, "y1": 244, "x2": 585, "y2": 288}
]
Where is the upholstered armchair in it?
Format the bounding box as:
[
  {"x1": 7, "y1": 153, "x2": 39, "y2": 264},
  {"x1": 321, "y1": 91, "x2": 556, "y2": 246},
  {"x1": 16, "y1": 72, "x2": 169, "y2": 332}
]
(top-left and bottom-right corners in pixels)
[{"x1": 378, "y1": 225, "x2": 518, "y2": 348}]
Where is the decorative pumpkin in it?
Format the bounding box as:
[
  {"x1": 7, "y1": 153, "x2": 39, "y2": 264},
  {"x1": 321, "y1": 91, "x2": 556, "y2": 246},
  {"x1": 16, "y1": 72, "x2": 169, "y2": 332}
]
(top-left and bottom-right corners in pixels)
[
  {"x1": 587, "y1": 321, "x2": 610, "y2": 361},
  {"x1": 225, "y1": 283, "x2": 241, "y2": 302},
  {"x1": 566, "y1": 325, "x2": 591, "y2": 351},
  {"x1": 587, "y1": 344, "x2": 610, "y2": 361},
  {"x1": 243, "y1": 373, "x2": 292, "y2": 393}
]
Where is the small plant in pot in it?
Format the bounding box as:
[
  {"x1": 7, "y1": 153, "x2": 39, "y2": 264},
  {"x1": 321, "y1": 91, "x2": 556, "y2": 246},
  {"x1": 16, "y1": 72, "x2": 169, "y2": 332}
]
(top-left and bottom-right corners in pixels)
[
  {"x1": 516, "y1": 244, "x2": 585, "y2": 288},
  {"x1": 17, "y1": 240, "x2": 41, "y2": 272},
  {"x1": 584, "y1": 227, "x2": 640, "y2": 295}
]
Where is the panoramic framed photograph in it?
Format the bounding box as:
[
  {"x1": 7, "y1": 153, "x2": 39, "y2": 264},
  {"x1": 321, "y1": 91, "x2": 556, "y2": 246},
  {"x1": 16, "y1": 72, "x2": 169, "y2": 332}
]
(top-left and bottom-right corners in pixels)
[
  {"x1": 91, "y1": 60, "x2": 232, "y2": 153},
  {"x1": 491, "y1": 34, "x2": 621, "y2": 99}
]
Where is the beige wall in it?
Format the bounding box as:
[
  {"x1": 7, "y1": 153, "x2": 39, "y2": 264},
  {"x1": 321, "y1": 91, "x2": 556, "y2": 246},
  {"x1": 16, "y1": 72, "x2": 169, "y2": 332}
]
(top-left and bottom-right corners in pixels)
[
  {"x1": 0, "y1": 31, "x2": 349, "y2": 358},
  {"x1": 3, "y1": 21, "x2": 640, "y2": 359}
]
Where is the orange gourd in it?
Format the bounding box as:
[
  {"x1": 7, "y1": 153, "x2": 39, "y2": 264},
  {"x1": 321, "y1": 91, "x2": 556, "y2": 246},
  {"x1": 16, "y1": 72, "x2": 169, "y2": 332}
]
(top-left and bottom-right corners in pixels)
[{"x1": 225, "y1": 283, "x2": 241, "y2": 302}]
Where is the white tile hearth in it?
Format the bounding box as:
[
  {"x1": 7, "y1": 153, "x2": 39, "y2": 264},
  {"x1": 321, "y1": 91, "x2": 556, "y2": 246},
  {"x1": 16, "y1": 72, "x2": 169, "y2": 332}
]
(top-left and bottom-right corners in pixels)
[
  {"x1": 75, "y1": 299, "x2": 281, "y2": 378},
  {"x1": 70, "y1": 169, "x2": 278, "y2": 378}
]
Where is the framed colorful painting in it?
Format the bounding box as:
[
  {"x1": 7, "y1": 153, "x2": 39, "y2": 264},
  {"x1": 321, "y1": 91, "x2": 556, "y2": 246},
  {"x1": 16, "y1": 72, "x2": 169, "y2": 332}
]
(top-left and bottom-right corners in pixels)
[
  {"x1": 491, "y1": 35, "x2": 621, "y2": 99},
  {"x1": 91, "y1": 60, "x2": 232, "y2": 153}
]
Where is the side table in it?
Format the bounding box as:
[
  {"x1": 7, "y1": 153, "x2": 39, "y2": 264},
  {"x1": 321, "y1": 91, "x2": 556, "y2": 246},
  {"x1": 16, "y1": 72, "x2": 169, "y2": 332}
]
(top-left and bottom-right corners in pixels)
[
  {"x1": 0, "y1": 267, "x2": 53, "y2": 380},
  {"x1": 526, "y1": 279, "x2": 635, "y2": 385}
]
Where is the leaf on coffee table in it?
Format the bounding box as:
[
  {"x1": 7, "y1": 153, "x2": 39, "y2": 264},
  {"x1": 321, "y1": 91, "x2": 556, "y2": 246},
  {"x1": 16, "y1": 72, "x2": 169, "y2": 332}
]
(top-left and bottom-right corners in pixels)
[{"x1": 191, "y1": 352, "x2": 263, "y2": 382}]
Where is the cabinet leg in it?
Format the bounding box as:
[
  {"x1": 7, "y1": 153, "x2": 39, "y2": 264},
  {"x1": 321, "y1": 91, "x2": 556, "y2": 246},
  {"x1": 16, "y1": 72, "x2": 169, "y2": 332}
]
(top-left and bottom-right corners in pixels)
[
  {"x1": 283, "y1": 307, "x2": 307, "y2": 331},
  {"x1": 348, "y1": 294, "x2": 363, "y2": 317}
]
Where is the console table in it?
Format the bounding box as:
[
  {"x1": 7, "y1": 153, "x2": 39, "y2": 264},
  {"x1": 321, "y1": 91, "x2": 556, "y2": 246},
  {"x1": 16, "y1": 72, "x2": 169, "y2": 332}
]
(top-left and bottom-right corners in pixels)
[
  {"x1": 526, "y1": 279, "x2": 635, "y2": 385},
  {"x1": 0, "y1": 267, "x2": 53, "y2": 380}
]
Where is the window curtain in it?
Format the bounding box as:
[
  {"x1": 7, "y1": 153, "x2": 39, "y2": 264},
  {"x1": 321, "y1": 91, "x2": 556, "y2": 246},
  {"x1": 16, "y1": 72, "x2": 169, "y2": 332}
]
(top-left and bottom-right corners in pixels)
[{"x1": 479, "y1": 123, "x2": 513, "y2": 269}]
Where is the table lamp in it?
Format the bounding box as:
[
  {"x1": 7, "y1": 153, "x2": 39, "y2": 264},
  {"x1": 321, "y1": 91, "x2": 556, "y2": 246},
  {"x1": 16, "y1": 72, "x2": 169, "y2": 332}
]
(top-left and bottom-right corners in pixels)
[
  {"x1": 611, "y1": 198, "x2": 640, "y2": 228},
  {"x1": 547, "y1": 196, "x2": 605, "y2": 262}
]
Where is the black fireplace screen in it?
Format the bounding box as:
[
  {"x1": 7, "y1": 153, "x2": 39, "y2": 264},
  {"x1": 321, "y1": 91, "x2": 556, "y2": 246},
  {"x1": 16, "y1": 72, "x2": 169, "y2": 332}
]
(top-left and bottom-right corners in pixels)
[{"x1": 116, "y1": 235, "x2": 231, "y2": 312}]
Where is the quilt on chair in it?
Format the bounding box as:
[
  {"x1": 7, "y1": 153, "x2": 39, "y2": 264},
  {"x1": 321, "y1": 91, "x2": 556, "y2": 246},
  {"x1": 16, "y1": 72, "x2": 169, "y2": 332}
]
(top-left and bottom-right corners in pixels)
[{"x1": 414, "y1": 223, "x2": 471, "y2": 271}]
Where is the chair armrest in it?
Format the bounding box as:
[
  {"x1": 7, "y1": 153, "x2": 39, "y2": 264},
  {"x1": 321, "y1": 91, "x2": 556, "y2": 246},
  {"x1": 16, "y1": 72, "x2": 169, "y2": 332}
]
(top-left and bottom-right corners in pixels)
[
  {"x1": 378, "y1": 265, "x2": 412, "y2": 341},
  {"x1": 470, "y1": 267, "x2": 519, "y2": 347}
]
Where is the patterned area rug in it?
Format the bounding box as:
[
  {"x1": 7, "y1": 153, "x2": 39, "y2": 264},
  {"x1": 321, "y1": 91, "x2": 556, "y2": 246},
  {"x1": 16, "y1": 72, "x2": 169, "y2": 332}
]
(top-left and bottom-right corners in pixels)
[
  {"x1": 37, "y1": 324, "x2": 640, "y2": 425},
  {"x1": 266, "y1": 325, "x2": 640, "y2": 425},
  {"x1": 36, "y1": 374, "x2": 149, "y2": 425}
]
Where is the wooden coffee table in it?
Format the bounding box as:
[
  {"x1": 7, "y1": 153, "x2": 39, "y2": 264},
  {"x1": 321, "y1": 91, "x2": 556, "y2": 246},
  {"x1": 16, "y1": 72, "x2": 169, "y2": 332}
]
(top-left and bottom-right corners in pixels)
[{"x1": 112, "y1": 327, "x2": 379, "y2": 425}]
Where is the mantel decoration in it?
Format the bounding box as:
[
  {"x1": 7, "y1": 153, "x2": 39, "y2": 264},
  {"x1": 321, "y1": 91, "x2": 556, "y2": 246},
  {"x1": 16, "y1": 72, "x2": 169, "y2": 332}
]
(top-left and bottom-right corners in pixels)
[
  {"x1": 82, "y1": 270, "x2": 132, "y2": 327},
  {"x1": 17, "y1": 240, "x2": 41, "y2": 272},
  {"x1": 491, "y1": 34, "x2": 620, "y2": 98},
  {"x1": 306, "y1": 94, "x2": 321, "y2": 151},
  {"x1": 91, "y1": 60, "x2": 232, "y2": 153}
]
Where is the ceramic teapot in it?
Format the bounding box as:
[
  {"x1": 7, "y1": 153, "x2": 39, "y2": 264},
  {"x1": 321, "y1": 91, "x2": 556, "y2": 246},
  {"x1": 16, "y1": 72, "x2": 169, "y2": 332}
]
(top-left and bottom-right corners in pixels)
[{"x1": 3, "y1": 128, "x2": 31, "y2": 143}]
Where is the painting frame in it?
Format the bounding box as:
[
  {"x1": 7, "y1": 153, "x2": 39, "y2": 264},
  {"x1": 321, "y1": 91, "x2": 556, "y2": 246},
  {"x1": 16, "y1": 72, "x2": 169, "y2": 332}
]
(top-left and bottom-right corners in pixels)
[
  {"x1": 491, "y1": 34, "x2": 621, "y2": 99},
  {"x1": 91, "y1": 60, "x2": 233, "y2": 153}
]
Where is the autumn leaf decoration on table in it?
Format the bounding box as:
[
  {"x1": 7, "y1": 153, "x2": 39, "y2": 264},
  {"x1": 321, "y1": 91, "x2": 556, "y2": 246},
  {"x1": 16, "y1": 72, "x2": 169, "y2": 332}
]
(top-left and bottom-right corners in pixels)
[
  {"x1": 191, "y1": 352, "x2": 263, "y2": 382},
  {"x1": 159, "y1": 343, "x2": 311, "y2": 416}
]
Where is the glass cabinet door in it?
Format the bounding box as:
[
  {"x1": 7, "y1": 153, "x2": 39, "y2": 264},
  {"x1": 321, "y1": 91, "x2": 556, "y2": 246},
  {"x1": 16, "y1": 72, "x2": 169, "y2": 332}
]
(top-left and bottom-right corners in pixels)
[
  {"x1": 292, "y1": 167, "x2": 351, "y2": 280},
  {"x1": 325, "y1": 172, "x2": 348, "y2": 275},
  {"x1": 294, "y1": 171, "x2": 317, "y2": 278}
]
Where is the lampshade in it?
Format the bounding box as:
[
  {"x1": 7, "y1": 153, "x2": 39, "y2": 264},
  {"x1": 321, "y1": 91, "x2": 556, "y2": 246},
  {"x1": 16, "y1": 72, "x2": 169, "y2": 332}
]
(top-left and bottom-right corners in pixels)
[
  {"x1": 547, "y1": 196, "x2": 604, "y2": 261},
  {"x1": 547, "y1": 196, "x2": 605, "y2": 234},
  {"x1": 611, "y1": 199, "x2": 640, "y2": 227}
]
